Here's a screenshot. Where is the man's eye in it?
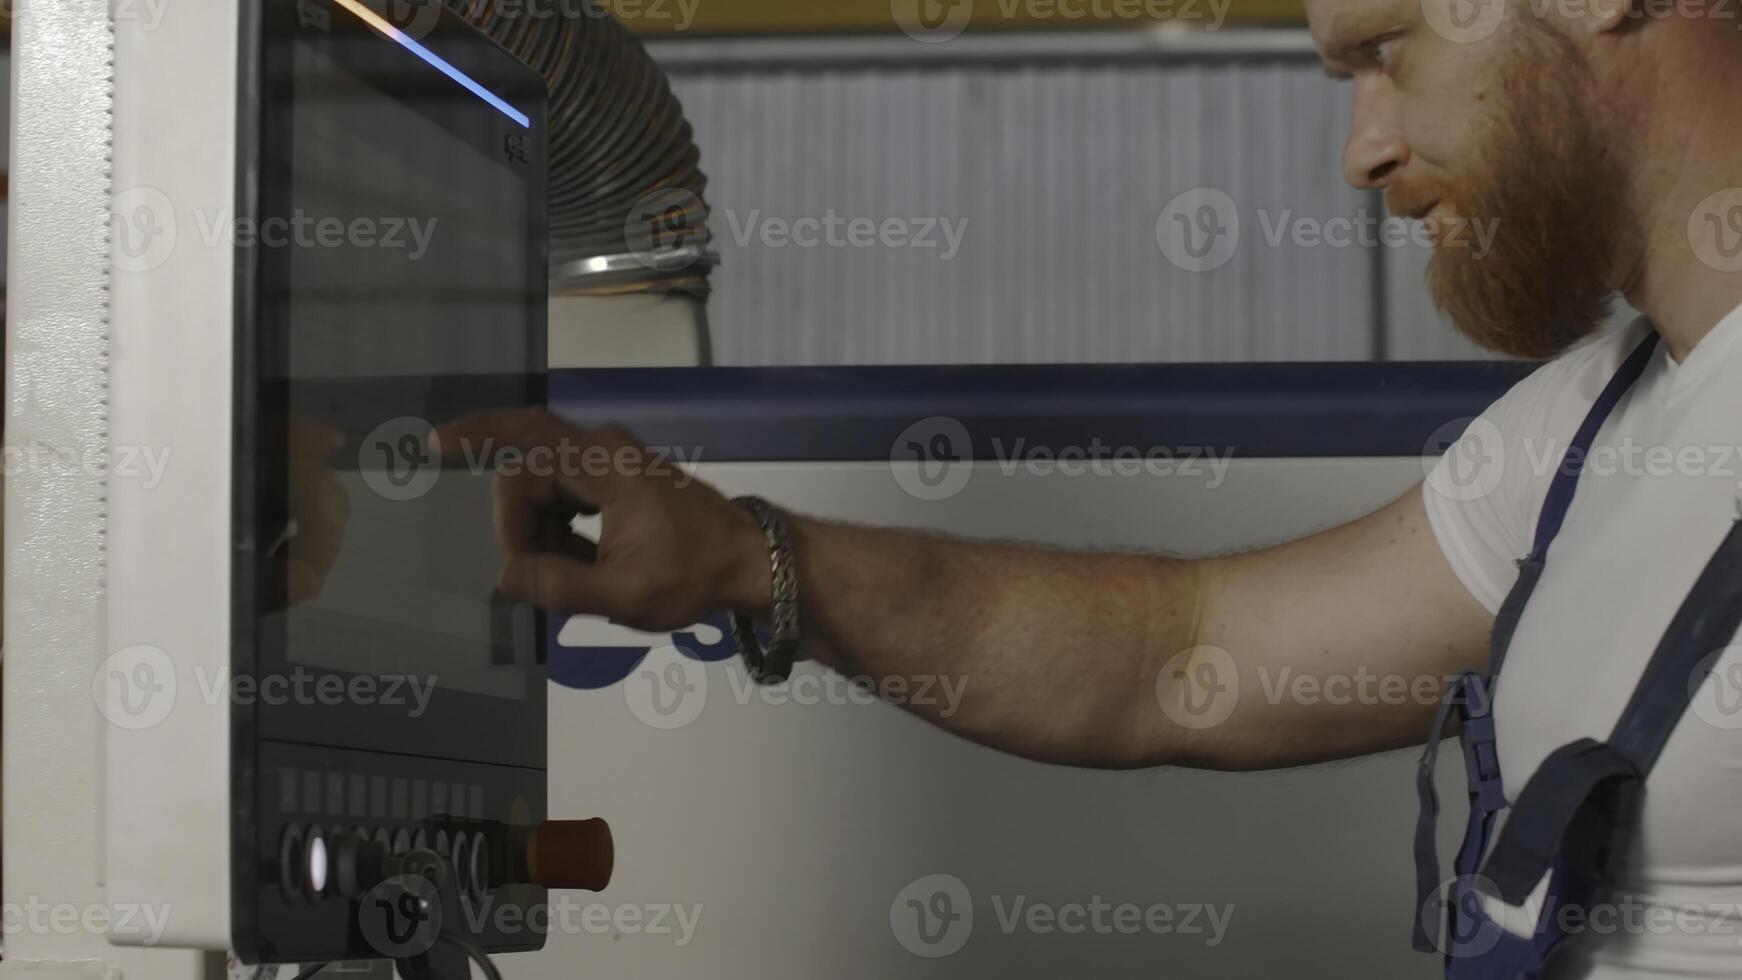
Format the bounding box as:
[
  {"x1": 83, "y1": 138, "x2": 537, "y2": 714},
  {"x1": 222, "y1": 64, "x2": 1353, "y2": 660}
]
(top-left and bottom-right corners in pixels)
[{"x1": 1366, "y1": 38, "x2": 1398, "y2": 68}]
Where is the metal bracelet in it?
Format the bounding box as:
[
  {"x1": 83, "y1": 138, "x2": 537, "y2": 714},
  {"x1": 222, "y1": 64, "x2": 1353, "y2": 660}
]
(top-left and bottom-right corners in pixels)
[{"x1": 728, "y1": 495, "x2": 800, "y2": 685}]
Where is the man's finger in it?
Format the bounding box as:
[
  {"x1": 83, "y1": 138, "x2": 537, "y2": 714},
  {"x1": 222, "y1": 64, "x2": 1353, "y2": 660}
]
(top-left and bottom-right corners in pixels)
[
  {"x1": 492, "y1": 467, "x2": 561, "y2": 563},
  {"x1": 429, "y1": 408, "x2": 635, "y2": 504},
  {"x1": 498, "y1": 552, "x2": 639, "y2": 619}
]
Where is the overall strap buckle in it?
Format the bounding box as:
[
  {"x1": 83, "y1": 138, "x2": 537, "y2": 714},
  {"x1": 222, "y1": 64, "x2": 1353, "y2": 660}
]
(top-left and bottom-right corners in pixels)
[
  {"x1": 1459, "y1": 678, "x2": 1506, "y2": 813},
  {"x1": 1412, "y1": 671, "x2": 1501, "y2": 953}
]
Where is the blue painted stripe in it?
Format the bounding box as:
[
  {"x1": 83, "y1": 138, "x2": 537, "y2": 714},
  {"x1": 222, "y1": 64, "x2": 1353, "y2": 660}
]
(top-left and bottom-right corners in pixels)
[{"x1": 548, "y1": 361, "x2": 1536, "y2": 461}]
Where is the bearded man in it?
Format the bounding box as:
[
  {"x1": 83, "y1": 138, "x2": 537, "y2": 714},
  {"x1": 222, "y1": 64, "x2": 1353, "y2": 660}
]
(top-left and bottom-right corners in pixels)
[{"x1": 433, "y1": 4, "x2": 1742, "y2": 976}]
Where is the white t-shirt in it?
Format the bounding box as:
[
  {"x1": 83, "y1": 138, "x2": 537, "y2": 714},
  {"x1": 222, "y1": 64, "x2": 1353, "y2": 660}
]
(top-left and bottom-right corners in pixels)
[{"x1": 1424, "y1": 303, "x2": 1742, "y2": 978}]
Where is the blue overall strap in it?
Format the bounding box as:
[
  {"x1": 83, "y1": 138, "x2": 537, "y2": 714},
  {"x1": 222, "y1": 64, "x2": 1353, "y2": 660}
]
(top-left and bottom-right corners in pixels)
[
  {"x1": 1413, "y1": 684, "x2": 1457, "y2": 952},
  {"x1": 1493, "y1": 330, "x2": 1660, "y2": 681},
  {"x1": 1526, "y1": 332, "x2": 1664, "y2": 562},
  {"x1": 1480, "y1": 517, "x2": 1742, "y2": 904},
  {"x1": 1610, "y1": 516, "x2": 1742, "y2": 770},
  {"x1": 1476, "y1": 737, "x2": 1640, "y2": 905},
  {"x1": 1409, "y1": 330, "x2": 1660, "y2": 953}
]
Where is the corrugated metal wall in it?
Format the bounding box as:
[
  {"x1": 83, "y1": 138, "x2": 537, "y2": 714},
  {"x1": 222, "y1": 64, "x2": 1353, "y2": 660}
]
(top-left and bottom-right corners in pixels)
[{"x1": 653, "y1": 32, "x2": 1394, "y2": 366}]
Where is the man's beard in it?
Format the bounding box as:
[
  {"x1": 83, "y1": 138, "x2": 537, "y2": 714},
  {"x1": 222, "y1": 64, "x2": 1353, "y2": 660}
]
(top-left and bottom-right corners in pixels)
[{"x1": 1401, "y1": 25, "x2": 1631, "y2": 359}]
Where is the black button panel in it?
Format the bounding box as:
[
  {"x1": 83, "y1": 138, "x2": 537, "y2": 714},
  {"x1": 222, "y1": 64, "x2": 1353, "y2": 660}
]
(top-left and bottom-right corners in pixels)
[{"x1": 241, "y1": 741, "x2": 546, "y2": 963}]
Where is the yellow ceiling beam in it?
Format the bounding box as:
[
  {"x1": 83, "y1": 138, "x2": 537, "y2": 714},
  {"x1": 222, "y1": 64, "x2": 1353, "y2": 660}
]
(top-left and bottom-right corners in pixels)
[{"x1": 616, "y1": 0, "x2": 1304, "y2": 35}]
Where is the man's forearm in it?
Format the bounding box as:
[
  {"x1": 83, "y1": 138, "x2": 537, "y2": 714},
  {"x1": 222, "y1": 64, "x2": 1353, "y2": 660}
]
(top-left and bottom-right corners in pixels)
[{"x1": 749, "y1": 515, "x2": 1208, "y2": 770}]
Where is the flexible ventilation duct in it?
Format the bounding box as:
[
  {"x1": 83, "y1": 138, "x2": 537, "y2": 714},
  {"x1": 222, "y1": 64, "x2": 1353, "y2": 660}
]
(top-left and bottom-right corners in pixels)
[{"x1": 450, "y1": 0, "x2": 714, "y2": 296}]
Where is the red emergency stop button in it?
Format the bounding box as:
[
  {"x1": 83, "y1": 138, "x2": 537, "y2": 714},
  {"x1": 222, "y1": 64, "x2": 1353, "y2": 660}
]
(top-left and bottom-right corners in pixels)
[{"x1": 526, "y1": 818, "x2": 614, "y2": 892}]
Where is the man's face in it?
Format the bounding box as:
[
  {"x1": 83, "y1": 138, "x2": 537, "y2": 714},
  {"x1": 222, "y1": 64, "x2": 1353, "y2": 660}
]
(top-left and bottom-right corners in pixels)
[{"x1": 1306, "y1": 0, "x2": 1631, "y2": 358}]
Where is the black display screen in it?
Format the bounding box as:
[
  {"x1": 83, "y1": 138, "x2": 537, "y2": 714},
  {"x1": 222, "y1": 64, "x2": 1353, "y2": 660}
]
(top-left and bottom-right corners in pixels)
[
  {"x1": 282, "y1": 40, "x2": 530, "y2": 381},
  {"x1": 241, "y1": 0, "x2": 549, "y2": 766},
  {"x1": 276, "y1": 39, "x2": 533, "y2": 701},
  {"x1": 234, "y1": 1, "x2": 550, "y2": 961}
]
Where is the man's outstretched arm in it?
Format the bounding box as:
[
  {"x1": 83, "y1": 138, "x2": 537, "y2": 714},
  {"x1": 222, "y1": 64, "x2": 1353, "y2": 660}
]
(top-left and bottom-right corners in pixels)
[
  {"x1": 779, "y1": 488, "x2": 1493, "y2": 771},
  {"x1": 431, "y1": 410, "x2": 1495, "y2": 773}
]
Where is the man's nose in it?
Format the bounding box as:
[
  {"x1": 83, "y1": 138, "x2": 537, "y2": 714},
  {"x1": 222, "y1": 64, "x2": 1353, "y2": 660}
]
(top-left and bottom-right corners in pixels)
[{"x1": 1342, "y1": 83, "x2": 1410, "y2": 190}]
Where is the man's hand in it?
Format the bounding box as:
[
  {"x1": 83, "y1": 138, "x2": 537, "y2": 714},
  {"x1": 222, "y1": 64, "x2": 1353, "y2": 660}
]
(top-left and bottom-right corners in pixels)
[{"x1": 428, "y1": 409, "x2": 771, "y2": 633}]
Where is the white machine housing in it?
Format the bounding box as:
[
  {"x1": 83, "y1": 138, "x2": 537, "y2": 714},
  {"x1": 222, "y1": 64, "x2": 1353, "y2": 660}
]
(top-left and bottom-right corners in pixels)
[{"x1": 102, "y1": 0, "x2": 242, "y2": 950}]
